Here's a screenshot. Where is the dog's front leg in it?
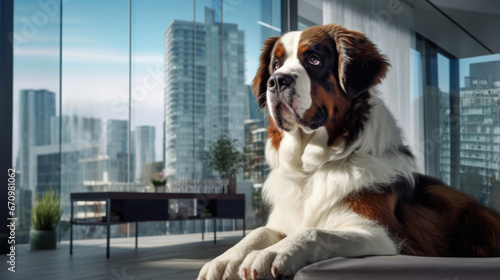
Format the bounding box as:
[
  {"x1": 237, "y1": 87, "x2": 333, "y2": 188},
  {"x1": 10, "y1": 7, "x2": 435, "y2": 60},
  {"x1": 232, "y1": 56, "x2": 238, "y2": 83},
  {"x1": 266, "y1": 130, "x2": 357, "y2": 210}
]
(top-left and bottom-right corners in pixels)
[
  {"x1": 198, "y1": 227, "x2": 285, "y2": 280},
  {"x1": 239, "y1": 227, "x2": 397, "y2": 280}
]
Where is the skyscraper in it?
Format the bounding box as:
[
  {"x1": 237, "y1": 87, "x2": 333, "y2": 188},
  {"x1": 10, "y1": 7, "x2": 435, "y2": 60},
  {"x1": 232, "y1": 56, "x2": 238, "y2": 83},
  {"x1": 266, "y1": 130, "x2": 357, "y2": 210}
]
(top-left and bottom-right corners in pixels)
[
  {"x1": 17, "y1": 89, "x2": 56, "y2": 191},
  {"x1": 16, "y1": 89, "x2": 56, "y2": 243},
  {"x1": 459, "y1": 61, "x2": 500, "y2": 206},
  {"x1": 164, "y1": 7, "x2": 246, "y2": 181},
  {"x1": 106, "y1": 119, "x2": 130, "y2": 182},
  {"x1": 132, "y1": 125, "x2": 156, "y2": 183}
]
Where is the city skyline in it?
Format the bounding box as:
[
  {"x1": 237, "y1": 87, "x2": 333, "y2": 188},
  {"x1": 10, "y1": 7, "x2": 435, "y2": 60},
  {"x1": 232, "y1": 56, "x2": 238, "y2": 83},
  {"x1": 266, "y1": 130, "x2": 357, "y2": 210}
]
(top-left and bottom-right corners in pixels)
[
  {"x1": 13, "y1": 0, "x2": 500, "y2": 168},
  {"x1": 12, "y1": 1, "x2": 272, "y2": 166}
]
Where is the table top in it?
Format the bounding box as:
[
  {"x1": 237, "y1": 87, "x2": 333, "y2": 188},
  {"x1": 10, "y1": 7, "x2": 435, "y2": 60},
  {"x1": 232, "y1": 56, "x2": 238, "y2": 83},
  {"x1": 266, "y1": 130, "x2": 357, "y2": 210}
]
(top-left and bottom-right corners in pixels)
[{"x1": 70, "y1": 192, "x2": 244, "y2": 200}]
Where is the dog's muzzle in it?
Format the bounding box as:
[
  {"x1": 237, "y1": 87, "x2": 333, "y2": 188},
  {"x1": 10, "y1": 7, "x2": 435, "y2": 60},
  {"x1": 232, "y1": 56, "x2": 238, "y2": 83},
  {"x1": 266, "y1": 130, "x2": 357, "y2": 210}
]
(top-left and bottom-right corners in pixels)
[{"x1": 267, "y1": 73, "x2": 294, "y2": 93}]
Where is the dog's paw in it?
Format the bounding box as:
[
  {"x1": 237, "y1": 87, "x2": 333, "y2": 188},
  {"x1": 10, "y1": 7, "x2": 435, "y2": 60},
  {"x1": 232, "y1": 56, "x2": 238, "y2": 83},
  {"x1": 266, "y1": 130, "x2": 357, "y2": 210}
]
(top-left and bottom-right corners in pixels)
[
  {"x1": 198, "y1": 256, "x2": 244, "y2": 280},
  {"x1": 239, "y1": 250, "x2": 301, "y2": 280}
]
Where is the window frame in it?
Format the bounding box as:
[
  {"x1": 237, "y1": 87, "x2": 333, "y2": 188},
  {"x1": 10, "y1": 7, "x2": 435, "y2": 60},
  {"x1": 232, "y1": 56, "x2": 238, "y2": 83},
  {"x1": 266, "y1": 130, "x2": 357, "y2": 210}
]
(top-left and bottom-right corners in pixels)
[
  {"x1": 416, "y1": 33, "x2": 461, "y2": 189},
  {"x1": 0, "y1": 0, "x2": 14, "y2": 255}
]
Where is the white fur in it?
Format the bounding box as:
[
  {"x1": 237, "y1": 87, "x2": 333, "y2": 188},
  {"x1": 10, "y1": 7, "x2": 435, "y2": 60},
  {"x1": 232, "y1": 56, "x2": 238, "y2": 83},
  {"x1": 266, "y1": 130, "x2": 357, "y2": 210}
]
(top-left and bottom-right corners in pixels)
[
  {"x1": 198, "y1": 33, "x2": 417, "y2": 280},
  {"x1": 272, "y1": 31, "x2": 312, "y2": 119}
]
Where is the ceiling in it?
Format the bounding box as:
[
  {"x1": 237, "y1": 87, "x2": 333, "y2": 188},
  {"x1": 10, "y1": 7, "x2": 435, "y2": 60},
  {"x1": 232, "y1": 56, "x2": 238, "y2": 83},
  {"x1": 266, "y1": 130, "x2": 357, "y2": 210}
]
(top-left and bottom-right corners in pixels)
[
  {"x1": 297, "y1": 0, "x2": 499, "y2": 58},
  {"x1": 427, "y1": 0, "x2": 500, "y2": 56}
]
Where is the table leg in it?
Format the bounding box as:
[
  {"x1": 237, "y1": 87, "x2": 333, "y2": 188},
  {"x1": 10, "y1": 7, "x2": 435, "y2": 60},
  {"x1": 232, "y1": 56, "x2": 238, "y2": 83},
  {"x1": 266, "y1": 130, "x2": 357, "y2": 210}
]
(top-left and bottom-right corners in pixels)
[
  {"x1": 70, "y1": 199, "x2": 73, "y2": 255},
  {"x1": 213, "y1": 219, "x2": 216, "y2": 244},
  {"x1": 135, "y1": 222, "x2": 138, "y2": 249},
  {"x1": 202, "y1": 219, "x2": 205, "y2": 241},
  {"x1": 106, "y1": 198, "x2": 111, "y2": 259}
]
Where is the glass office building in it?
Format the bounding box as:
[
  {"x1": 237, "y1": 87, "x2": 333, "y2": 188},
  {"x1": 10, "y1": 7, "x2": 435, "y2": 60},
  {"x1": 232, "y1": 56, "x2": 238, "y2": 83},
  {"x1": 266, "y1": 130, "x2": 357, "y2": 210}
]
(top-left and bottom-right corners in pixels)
[
  {"x1": 164, "y1": 7, "x2": 247, "y2": 182},
  {"x1": 459, "y1": 62, "x2": 500, "y2": 205}
]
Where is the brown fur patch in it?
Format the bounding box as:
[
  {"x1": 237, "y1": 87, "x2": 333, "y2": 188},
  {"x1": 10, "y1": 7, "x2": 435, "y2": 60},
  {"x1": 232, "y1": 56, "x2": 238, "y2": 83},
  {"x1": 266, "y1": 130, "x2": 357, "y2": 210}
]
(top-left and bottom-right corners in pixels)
[
  {"x1": 252, "y1": 36, "x2": 279, "y2": 108},
  {"x1": 267, "y1": 116, "x2": 283, "y2": 150},
  {"x1": 344, "y1": 175, "x2": 500, "y2": 257},
  {"x1": 297, "y1": 26, "x2": 376, "y2": 146},
  {"x1": 274, "y1": 41, "x2": 285, "y2": 62},
  {"x1": 322, "y1": 24, "x2": 389, "y2": 97}
]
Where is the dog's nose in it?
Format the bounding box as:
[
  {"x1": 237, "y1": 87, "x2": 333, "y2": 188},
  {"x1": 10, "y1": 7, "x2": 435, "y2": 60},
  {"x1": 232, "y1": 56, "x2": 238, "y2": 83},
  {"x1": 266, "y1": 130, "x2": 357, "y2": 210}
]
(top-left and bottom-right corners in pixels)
[{"x1": 267, "y1": 73, "x2": 294, "y2": 93}]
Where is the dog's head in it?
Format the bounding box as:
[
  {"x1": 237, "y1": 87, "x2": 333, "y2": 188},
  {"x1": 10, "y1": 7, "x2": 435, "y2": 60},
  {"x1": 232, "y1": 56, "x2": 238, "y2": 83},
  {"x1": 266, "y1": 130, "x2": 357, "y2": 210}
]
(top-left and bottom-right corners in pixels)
[{"x1": 252, "y1": 24, "x2": 389, "y2": 146}]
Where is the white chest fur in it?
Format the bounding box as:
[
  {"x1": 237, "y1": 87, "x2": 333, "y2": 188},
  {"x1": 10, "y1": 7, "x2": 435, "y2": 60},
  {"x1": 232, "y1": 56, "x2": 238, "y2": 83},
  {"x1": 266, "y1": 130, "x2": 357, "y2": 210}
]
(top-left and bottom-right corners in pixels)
[{"x1": 262, "y1": 96, "x2": 417, "y2": 235}]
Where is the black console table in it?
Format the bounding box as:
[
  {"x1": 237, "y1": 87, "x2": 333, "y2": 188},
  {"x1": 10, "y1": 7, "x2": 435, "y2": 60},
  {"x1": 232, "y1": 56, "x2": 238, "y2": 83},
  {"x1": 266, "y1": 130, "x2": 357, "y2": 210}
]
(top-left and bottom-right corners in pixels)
[{"x1": 69, "y1": 192, "x2": 245, "y2": 258}]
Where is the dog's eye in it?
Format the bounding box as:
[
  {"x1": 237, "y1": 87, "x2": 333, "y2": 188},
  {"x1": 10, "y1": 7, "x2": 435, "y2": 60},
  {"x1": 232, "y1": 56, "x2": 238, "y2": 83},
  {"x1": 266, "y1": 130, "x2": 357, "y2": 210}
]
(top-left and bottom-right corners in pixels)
[
  {"x1": 273, "y1": 60, "x2": 280, "y2": 71},
  {"x1": 308, "y1": 54, "x2": 321, "y2": 66}
]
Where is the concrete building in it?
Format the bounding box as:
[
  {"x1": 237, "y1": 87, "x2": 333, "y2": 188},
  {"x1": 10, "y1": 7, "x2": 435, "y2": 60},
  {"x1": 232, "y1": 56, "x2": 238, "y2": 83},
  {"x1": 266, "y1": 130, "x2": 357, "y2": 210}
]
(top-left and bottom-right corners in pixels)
[
  {"x1": 17, "y1": 89, "x2": 56, "y2": 191},
  {"x1": 459, "y1": 62, "x2": 500, "y2": 204}
]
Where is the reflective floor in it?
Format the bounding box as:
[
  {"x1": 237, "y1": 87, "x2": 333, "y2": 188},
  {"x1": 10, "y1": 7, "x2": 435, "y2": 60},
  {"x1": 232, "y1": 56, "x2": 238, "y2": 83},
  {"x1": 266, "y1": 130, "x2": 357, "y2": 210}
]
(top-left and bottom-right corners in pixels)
[{"x1": 1, "y1": 231, "x2": 244, "y2": 280}]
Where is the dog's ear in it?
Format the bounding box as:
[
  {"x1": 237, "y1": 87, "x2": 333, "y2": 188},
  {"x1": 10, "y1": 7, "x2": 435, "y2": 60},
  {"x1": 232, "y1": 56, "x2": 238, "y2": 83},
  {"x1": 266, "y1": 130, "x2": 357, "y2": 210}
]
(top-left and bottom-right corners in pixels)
[
  {"x1": 327, "y1": 24, "x2": 389, "y2": 98},
  {"x1": 252, "y1": 36, "x2": 279, "y2": 108}
]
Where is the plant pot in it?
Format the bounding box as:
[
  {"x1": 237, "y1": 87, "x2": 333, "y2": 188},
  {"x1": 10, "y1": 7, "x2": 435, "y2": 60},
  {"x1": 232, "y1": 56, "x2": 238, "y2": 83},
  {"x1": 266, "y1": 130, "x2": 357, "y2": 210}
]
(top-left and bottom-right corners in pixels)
[
  {"x1": 154, "y1": 185, "x2": 166, "y2": 193},
  {"x1": 227, "y1": 176, "x2": 237, "y2": 194},
  {"x1": 30, "y1": 229, "x2": 57, "y2": 250}
]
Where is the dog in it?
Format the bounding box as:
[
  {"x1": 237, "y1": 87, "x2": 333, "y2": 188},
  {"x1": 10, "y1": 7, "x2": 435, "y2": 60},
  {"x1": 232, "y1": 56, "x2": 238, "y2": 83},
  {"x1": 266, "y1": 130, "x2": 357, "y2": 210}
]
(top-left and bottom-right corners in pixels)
[{"x1": 198, "y1": 23, "x2": 500, "y2": 280}]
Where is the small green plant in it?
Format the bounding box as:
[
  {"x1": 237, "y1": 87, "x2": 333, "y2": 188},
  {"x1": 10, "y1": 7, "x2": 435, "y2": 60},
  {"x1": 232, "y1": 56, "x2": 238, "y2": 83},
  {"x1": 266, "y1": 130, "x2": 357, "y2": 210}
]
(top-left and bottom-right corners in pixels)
[
  {"x1": 151, "y1": 178, "x2": 167, "y2": 186},
  {"x1": 150, "y1": 171, "x2": 167, "y2": 187},
  {"x1": 202, "y1": 135, "x2": 247, "y2": 179},
  {"x1": 31, "y1": 189, "x2": 64, "y2": 231}
]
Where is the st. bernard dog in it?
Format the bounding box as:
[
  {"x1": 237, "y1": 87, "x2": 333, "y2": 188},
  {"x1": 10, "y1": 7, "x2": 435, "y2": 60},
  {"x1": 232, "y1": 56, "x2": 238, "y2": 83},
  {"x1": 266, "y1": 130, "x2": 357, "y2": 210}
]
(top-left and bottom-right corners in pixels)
[{"x1": 198, "y1": 23, "x2": 500, "y2": 280}]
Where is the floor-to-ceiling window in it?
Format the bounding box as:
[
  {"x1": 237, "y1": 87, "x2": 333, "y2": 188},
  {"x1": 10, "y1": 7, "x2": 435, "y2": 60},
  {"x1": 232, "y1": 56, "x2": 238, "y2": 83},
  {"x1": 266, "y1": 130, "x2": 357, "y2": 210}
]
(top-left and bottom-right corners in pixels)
[
  {"x1": 13, "y1": 0, "x2": 62, "y2": 243},
  {"x1": 296, "y1": 0, "x2": 499, "y2": 211},
  {"x1": 11, "y1": 0, "x2": 499, "y2": 246},
  {"x1": 459, "y1": 53, "x2": 500, "y2": 210},
  {"x1": 12, "y1": 0, "x2": 280, "y2": 243}
]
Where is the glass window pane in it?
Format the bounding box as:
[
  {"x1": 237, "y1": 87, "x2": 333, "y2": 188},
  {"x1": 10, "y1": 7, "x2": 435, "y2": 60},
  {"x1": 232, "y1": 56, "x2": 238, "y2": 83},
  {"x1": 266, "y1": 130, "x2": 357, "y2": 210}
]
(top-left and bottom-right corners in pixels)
[
  {"x1": 437, "y1": 53, "x2": 451, "y2": 185},
  {"x1": 61, "y1": 0, "x2": 129, "y2": 239},
  {"x1": 13, "y1": 0, "x2": 61, "y2": 244},
  {"x1": 13, "y1": 0, "x2": 283, "y2": 243},
  {"x1": 409, "y1": 47, "x2": 425, "y2": 173},
  {"x1": 459, "y1": 54, "x2": 500, "y2": 209},
  {"x1": 130, "y1": 0, "x2": 194, "y2": 236},
  {"x1": 130, "y1": 0, "x2": 192, "y2": 189},
  {"x1": 223, "y1": 0, "x2": 280, "y2": 229}
]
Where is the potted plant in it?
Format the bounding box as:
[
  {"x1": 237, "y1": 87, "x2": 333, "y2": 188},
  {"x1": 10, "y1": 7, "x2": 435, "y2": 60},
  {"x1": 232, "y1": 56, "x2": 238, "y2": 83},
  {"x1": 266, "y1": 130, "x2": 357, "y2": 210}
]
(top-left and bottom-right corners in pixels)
[
  {"x1": 30, "y1": 189, "x2": 64, "y2": 250},
  {"x1": 151, "y1": 173, "x2": 167, "y2": 193},
  {"x1": 203, "y1": 135, "x2": 247, "y2": 194}
]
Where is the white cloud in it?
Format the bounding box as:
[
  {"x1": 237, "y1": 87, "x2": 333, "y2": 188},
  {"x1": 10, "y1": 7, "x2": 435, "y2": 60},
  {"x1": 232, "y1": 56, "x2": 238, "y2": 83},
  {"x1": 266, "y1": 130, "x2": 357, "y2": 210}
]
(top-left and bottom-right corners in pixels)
[
  {"x1": 15, "y1": 45, "x2": 163, "y2": 65},
  {"x1": 63, "y1": 48, "x2": 129, "y2": 63},
  {"x1": 14, "y1": 47, "x2": 59, "y2": 57},
  {"x1": 132, "y1": 54, "x2": 163, "y2": 64}
]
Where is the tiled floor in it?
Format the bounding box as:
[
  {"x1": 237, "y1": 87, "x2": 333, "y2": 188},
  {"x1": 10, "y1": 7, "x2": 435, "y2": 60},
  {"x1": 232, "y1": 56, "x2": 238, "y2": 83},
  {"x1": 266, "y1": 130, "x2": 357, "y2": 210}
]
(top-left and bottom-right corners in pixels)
[{"x1": 1, "y1": 231, "x2": 245, "y2": 280}]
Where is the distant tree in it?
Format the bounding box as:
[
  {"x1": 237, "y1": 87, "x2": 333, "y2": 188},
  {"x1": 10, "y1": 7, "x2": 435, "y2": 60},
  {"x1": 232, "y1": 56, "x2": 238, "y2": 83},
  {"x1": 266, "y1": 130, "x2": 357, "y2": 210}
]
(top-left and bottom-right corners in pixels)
[{"x1": 203, "y1": 135, "x2": 247, "y2": 193}]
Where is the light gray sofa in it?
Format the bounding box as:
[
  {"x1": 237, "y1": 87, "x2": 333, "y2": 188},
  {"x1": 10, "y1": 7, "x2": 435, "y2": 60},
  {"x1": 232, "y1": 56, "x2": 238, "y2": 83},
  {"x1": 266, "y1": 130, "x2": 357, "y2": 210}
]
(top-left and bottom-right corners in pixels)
[{"x1": 294, "y1": 255, "x2": 500, "y2": 280}]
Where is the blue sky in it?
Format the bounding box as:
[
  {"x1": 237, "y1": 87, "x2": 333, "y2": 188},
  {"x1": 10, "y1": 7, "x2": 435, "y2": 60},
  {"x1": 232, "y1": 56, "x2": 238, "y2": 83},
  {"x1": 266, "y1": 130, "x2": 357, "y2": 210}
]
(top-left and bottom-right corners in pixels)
[
  {"x1": 460, "y1": 53, "x2": 500, "y2": 87},
  {"x1": 13, "y1": 0, "x2": 277, "y2": 162},
  {"x1": 14, "y1": 0, "x2": 268, "y2": 107}
]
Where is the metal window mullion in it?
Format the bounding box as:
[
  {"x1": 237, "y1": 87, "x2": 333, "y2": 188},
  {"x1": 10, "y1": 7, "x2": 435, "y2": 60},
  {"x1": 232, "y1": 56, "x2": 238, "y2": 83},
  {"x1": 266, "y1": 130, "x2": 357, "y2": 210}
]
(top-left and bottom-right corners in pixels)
[
  {"x1": 193, "y1": 0, "x2": 196, "y2": 179},
  {"x1": 220, "y1": 0, "x2": 224, "y2": 137},
  {"x1": 127, "y1": 0, "x2": 132, "y2": 184}
]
